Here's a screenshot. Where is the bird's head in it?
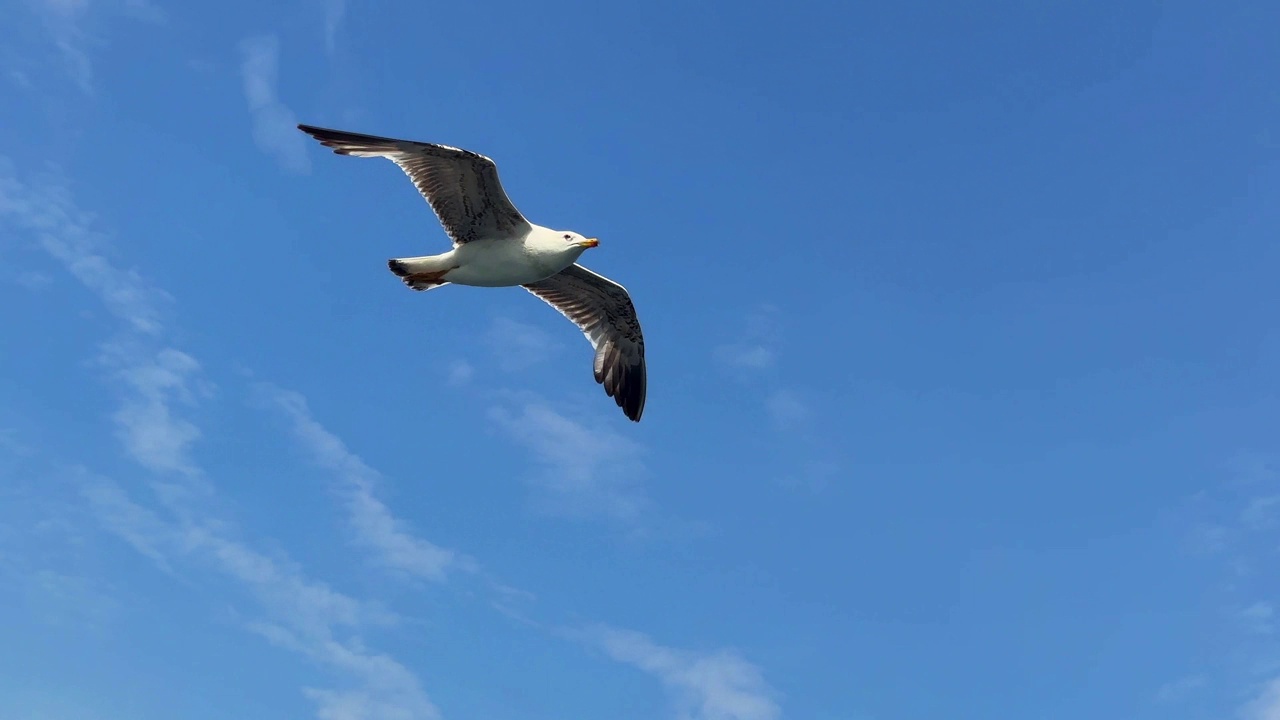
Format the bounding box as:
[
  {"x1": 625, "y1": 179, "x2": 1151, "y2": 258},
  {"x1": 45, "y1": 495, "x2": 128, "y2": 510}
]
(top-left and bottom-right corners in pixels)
[{"x1": 561, "y1": 231, "x2": 599, "y2": 253}]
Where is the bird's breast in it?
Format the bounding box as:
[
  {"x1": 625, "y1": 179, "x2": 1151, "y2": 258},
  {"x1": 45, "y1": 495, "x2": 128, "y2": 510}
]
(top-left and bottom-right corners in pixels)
[{"x1": 444, "y1": 239, "x2": 566, "y2": 287}]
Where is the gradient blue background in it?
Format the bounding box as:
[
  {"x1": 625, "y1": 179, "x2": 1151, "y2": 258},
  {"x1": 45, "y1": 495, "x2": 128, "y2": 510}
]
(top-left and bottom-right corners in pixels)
[{"x1": 2, "y1": 1, "x2": 1279, "y2": 719}]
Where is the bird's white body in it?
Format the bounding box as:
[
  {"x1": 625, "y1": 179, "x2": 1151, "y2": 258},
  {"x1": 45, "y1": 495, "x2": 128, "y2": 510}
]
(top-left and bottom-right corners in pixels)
[{"x1": 396, "y1": 226, "x2": 589, "y2": 287}]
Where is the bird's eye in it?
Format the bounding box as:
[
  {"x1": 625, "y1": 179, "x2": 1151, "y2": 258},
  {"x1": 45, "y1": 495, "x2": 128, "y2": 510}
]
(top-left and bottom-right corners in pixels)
[{"x1": 564, "y1": 234, "x2": 572, "y2": 240}]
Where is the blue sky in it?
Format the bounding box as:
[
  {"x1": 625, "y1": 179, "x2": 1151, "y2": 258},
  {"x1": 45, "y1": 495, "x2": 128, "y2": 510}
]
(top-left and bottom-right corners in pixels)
[{"x1": 2, "y1": 0, "x2": 1279, "y2": 718}]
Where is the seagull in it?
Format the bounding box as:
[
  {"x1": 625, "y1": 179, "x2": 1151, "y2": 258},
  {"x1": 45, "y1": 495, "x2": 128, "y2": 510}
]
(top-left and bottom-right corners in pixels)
[{"x1": 297, "y1": 124, "x2": 647, "y2": 422}]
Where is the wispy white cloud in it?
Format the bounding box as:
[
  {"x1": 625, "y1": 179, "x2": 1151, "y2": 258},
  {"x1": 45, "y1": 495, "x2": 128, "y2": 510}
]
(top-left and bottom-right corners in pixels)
[
  {"x1": 1229, "y1": 454, "x2": 1277, "y2": 487},
  {"x1": 1154, "y1": 673, "x2": 1206, "y2": 704},
  {"x1": 25, "y1": 567, "x2": 120, "y2": 627},
  {"x1": 82, "y1": 476, "x2": 435, "y2": 720},
  {"x1": 490, "y1": 399, "x2": 648, "y2": 523},
  {"x1": 120, "y1": 0, "x2": 163, "y2": 23},
  {"x1": 239, "y1": 35, "x2": 311, "y2": 174},
  {"x1": 714, "y1": 305, "x2": 780, "y2": 372},
  {"x1": 1244, "y1": 677, "x2": 1280, "y2": 720},
  {"x1": 4, "y1": 159, "x2": 435, "y2": 720},
  {"x1": 714, "y1": 304, "x2": 839, "y2": 490},
  {"x1": 93, "y1": 381, "x2": 436, "y2": 719},
  {"x1": 765, "y1": 389, "x2": 838, "y2": 490},
  {"x1": 105, "y1": 346, "x2": 204, "y2": 477},
  {"x1": 79, "y1": 474, "x2": 174, "y2": 570},
  {"x1": 261, "y1": 385, "x2": 459, "y2": 583},
  {"x1": 0, "y1": 428, "x2": 31, "y2": 457},
  {"x1": 0, "y1": 466, "x2": 123, "y2": 630},
  {"x1": 1177, "y1": 454, "x2": 1280, "y2": 717},
  {"x1": 190, "y1": 524, "x2": 395, "y2": 633},
  {"x1": 765, "y1": 389, "x2": 809, "y2": 430},
  {"x1": 447, "y1": 359, "x2": 474, "y2": 386},
  {"x1": 5, "y1": 151, "x2": 779, "y2": 720},
  {"x1": 8, "y1": 68, "x2": 33, "y2": 88},
  {"x1": 486, "y1": 317, "x2": 559, "y2": 372},
  {"x1": 304, "y1": 684, "x2": 439, "y2": 720},
  {"x1": 1, "y1": 163, "x2": 214, "y2": 498},
  {"x1": 31, "y1": 0, "x2": 94, "y2": 92},
  {"x1": 10, "y1": 269, "x2": 52, "y2": 289},
  {"x1": 1189, "y1": 456, "x2": 1280, "y2": 566},
  {"x1": 1242, "y1": 495, "x2": 1280, "y2": 530},
  {"x1": 583, "y1": 625, "x2": 780, "y2": 720},
  {"x1": 714, "y1": 344, "x2": 775, "y2": 371},
  {"x1": 0, "y1": 164, "x2": 169, "y2": 334},
  {"x1": 258, "y1": 383, "x2": 546, "y2": 618},
  {"x1": 23, "y1": 0, "x2": 163, "y2": 92},
  {"x1": 322, "y1": 0, "x2": 345, "y2": 56},
  {"x1": 1241, "y1": 601, "x2": 1276, "y2": 635}
]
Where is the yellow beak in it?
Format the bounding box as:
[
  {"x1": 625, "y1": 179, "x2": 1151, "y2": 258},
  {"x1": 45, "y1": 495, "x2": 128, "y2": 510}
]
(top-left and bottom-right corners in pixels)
[{"x1": 580, "y1": 237, "x2": 600, "y2": 248}]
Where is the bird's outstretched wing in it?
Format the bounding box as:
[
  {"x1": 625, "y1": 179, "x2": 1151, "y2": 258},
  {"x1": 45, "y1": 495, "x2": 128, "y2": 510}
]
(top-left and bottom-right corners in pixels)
[
  {"x1": 523, "y1": 264, "x2": 647, "y2": 422},
  {"x1": 298, "y1": 124, "x2": 530, "y2": 244}
]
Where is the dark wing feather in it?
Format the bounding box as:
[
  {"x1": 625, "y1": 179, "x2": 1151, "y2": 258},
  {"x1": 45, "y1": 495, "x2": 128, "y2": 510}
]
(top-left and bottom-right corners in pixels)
[
  {"x1": 297, "y1": 124, "x2": 530, "y2": 244},
  {"x1": 523, "y1": 264, "x2": 647, "y2": 422}
]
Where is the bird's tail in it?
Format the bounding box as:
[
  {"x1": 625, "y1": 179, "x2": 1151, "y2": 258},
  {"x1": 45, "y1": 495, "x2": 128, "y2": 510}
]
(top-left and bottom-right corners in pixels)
[{"x1": 388, "y1": 256, "x2": 455, "y2": 292}]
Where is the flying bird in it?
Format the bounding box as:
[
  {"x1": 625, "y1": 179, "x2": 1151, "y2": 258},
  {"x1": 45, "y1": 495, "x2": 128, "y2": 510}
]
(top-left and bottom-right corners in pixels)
[{"x1": 297, "y1": 124, "x2": 647, "y2": 422}]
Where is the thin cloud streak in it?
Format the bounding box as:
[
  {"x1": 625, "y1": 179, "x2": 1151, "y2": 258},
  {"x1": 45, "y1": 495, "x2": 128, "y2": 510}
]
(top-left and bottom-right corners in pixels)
[
  {"x1": 487, "y1": 316, "x2": 559, "y2": 372},
  {"x1": 322, "y1": 0, "x2": 345, "y2": 55},
  {"x1": 6, "y1": 154, "x2": 783, "y2": 720},
  {"x1": 1154, "y1": 673, "x2": 1206, "y2": 704},
  {"x1": 714, "y1": 344, "x2": 775, "y2": 371},
  {"x1": 765, "y1": 389, "x2": 809, "y2": 430},
  {"x1": 79, "y1": 473, "x2": 175, "y2": 571},
  {"x1": 122, "y1": 0, "x2": 164, "y2": 23},
  {"x1": 4, "y1": 160, "x2": 436, "y2": 720},
  {"x1": 239, "y1": 35, "x2": 311, "y2": 174},
  {"x1": 1241, "y1": 601, "x2": 1275, "y2": 635},
  {"x1": 82, "y1": 475, "x2": 436, "y2": 720},
  {"x1": 106, "y1": 346, "x2": 204, "y2": 477},
  {"x1": 1244, "y1": 677, "x2": 1280, "y2": 720},
  {"x1": 447, "y1": 359, "x2": 475, "y2": 386},
  {"x1": 583, "y1": 624, "x2": 780, "y2": 720},
  {"x1": 715, "y1": 305, "x2": 839, "y2": 490},
  {"x1": 30, "y1": 0, "x2": 94, "y2": 92},
  {"x1": 714, "y1": 304, "x2": 781, "y2": 373},
  {"x1": 1, "y1": 164, "x2": 208, "y2": 490},
  {"x1": 490, "y1": 399, "x2": 649, "y2": 523},
  {"x1": 24, "y1": 0, "x2": 164, "y2": 92},
  {"x1": 1183, "y1": 453, "x2": 1280, "y2": 717},
  {"x1": 262, "y1": 385, "x2": 460, "y2": 583},
  {"x1": 0, "y1": 164, "x2": 169, "y2": 334}
]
